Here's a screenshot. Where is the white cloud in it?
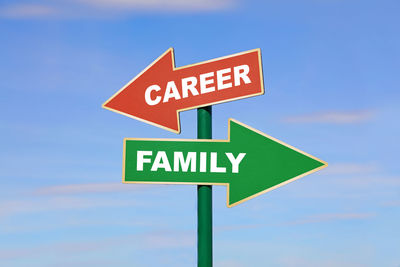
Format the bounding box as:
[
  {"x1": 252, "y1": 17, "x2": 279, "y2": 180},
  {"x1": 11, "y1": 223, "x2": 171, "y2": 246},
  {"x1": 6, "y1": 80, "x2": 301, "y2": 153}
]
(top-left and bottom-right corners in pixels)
[
  {"x1": 34, "y1": 182, "x2": 156, "y2": 195},
  {"x1": 0, "y1": 182, "x2": 187, "y2": 218},
  {"x1": 215, "y1": 260, "x2": 246, "y2": 267},
  {"x1": 0, "y1": 216, "x2": 164, "y2": 234},
  {"x1": 215, "y1": 223, "x2": 266, "y2": 232},
  {"x1": 286, "y1": 212, "x2": 375, "y2": 225},
  {"x1": 325, "y1": 173, "x2": 400, "y2": 188},
  {"x1": 283, "y1": 110, "x2": 375, "y2": 124},
  {"x1": 215, "y1": 213, "x2": 376, "y2": 229},
  {"x1": 381, "y1": 200, "x2": 400, "y2": 207},
  {"x1": 0, "y1": 229, "x2": 195, "y2": 260},
  {"x1": 76, "y1": 0, "x2": 235, "y2": 11},
  {"x1": 278, "y1": 256, "x2": 367, "y2": 267},
  {"x1": 319, "y1": 162, "x2": 379, "y2": 175},
  {"x1": 0, "y1": 182, "x2": 183, "y2": 218},
  {"x1": 0, "y1": 0, "x2": 235, "y2": 19},
  {"x1": 0, "y1": 4, "x2": 57, "y2": 18},
  {"x1": 139, "y1": 230, "x2": 195, "y2": 249},
  {"x1": 280, "y1": 171, "x2": 400, "y2": 200},
  {"x1": 0, "y1": 196, "x2": 142, "y2": 217}
]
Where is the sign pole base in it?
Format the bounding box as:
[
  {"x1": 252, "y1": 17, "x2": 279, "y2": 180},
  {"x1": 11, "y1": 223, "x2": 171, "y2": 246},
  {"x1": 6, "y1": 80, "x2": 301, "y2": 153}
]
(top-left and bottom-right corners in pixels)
[{"x1": 197, "y1": 106, "x2": 213, "y2": 267}]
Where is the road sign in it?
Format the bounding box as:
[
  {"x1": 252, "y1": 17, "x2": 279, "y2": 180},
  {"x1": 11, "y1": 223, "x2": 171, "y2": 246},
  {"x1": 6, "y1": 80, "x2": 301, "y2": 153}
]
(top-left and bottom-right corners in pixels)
[
  {"x1": 123, "y1": 119, "x2": 327, "y2": 207},
  {"x1": 103, "y1": 48, "x2": 264, "y2": 133}
]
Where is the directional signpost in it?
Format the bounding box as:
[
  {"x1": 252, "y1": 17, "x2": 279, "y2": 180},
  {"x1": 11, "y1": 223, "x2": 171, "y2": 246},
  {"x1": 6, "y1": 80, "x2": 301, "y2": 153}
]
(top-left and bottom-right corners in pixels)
[
  {"x1": 103, "y1": 48, "x2": 264, "y2": 133},
  {"x1": 123, "y1": 119, "x2": 327, "y2": 207},
  {"x1": 103, "y1": 48, "x2": 327, "y2": 267}
]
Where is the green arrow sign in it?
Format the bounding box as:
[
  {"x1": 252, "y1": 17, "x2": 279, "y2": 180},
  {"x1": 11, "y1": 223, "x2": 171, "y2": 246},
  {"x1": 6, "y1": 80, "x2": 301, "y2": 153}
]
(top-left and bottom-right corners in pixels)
[{"x1": 123, "y1": 119, "x2": 327, "y2": 207}]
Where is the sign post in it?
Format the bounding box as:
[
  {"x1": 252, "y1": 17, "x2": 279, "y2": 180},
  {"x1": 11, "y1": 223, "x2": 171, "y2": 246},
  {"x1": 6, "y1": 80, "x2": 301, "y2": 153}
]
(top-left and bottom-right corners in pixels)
[
  {"x1": 197, "y1": 106, "x2": 213, "y2": 267},
  {"x1": 102, "y1": 48, "x2": 264, "y2": 133},
  {"x1": 122, "y1": 119, "x2": 327, "y2": 207},
  {"x1": 105, "y1": 48, "x2": 327, "y2": 267}
]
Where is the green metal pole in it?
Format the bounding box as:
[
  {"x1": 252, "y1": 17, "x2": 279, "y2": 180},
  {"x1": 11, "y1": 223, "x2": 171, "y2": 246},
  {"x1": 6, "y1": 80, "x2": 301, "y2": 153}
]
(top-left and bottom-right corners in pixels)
[{"x1": 197, "y1": 106, "x2": 213, "y2": 267}]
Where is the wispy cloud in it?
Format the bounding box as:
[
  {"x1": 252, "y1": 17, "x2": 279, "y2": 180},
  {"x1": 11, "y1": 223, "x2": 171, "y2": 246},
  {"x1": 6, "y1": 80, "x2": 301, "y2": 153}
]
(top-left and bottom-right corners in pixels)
[
  {"x1": 216, "y1": 212, "x2": 376, "y2": 230},
  {"x1": 381, "y1": 200, "x2": 400, "y2": 207},
  {"x1": 215, "y1": 260, "x2": 246, "y2": 267},
  {"x1": 51, "y1": 230, "x2": 194, "y2": 253},
  {"x1": 278, "y1": 256, "x2": 367, "y2": 267},
  {"x1": 139, "y1": 230, "x2": 195, "y2": 249},
  {"x1": 279, "y1": 175, "x2": 400, "y2": 200},
  {"x1": 0, "y1": 4, "x2": 57, "y2": 18},
  {"x1": 319, "y1": 162, "x2": 379, "y2": 175},
  {"x1": 215, "y1": 223, "x2": 267, "y2": 232},
  {"x1": 330, "y1": 175, "x2": 400, "y2": 188},
  {"x1": 0, "y1": 229, "x2": 194, "y2": 260},
  {"x1": 0, "y1": 0, "x2": 235, "y2": 19},
  {"x1": 283, "y1": 110, "x2": 376, "y2": 124},
  {"x1": 0, "y1": 196, "x2": 143, "y2": 217},
  {"x1": 0, "y1": 182, "x2": 181, "y2": 217},
  {"x1": 34, "y1": 182, "x2": 156, "y2": 195},
  {"x1": 76, "y1": 0, "x2": 235, "y2": 11},
  {"x1": 0, "y1": 216, "x2": 166, "y2": 234},
  {"x1": 286, "y1": 212, "x2": 375, "y2": 225}
]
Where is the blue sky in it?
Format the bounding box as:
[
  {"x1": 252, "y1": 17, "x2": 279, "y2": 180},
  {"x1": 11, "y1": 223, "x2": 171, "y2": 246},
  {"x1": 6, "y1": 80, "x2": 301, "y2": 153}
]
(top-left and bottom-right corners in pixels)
[{"x1": 0, "y1": 0, "x2": 399, "y2": 266}]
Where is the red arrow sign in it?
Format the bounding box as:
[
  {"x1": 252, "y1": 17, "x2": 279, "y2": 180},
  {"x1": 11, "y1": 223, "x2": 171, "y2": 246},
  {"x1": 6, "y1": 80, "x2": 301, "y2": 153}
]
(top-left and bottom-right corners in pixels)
[{"x1": 103, "y1": 48, "x2": 264, "y2": 133}]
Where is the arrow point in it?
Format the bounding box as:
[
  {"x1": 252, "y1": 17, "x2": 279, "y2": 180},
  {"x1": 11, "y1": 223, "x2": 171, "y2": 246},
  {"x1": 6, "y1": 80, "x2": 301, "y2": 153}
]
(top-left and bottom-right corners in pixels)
[
  {"x1": 227, "y1": 119, "x2": 327, "y2": 207},
  {"x1": 102, "y1": 48, "x2": 179, "y2": 133},
  {"x1": 103, "y1": 48, "x2": 175, "y2": 107}
]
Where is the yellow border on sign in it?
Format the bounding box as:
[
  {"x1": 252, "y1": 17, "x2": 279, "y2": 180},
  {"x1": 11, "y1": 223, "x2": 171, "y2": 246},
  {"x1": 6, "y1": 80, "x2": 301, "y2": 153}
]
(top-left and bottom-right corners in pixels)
[
  {"x1": 122, "y1": 118, "x2": 328, "y2": 208},
  {"x1": 102, "y1": 48, "x2": 265, "y2": 134}
]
